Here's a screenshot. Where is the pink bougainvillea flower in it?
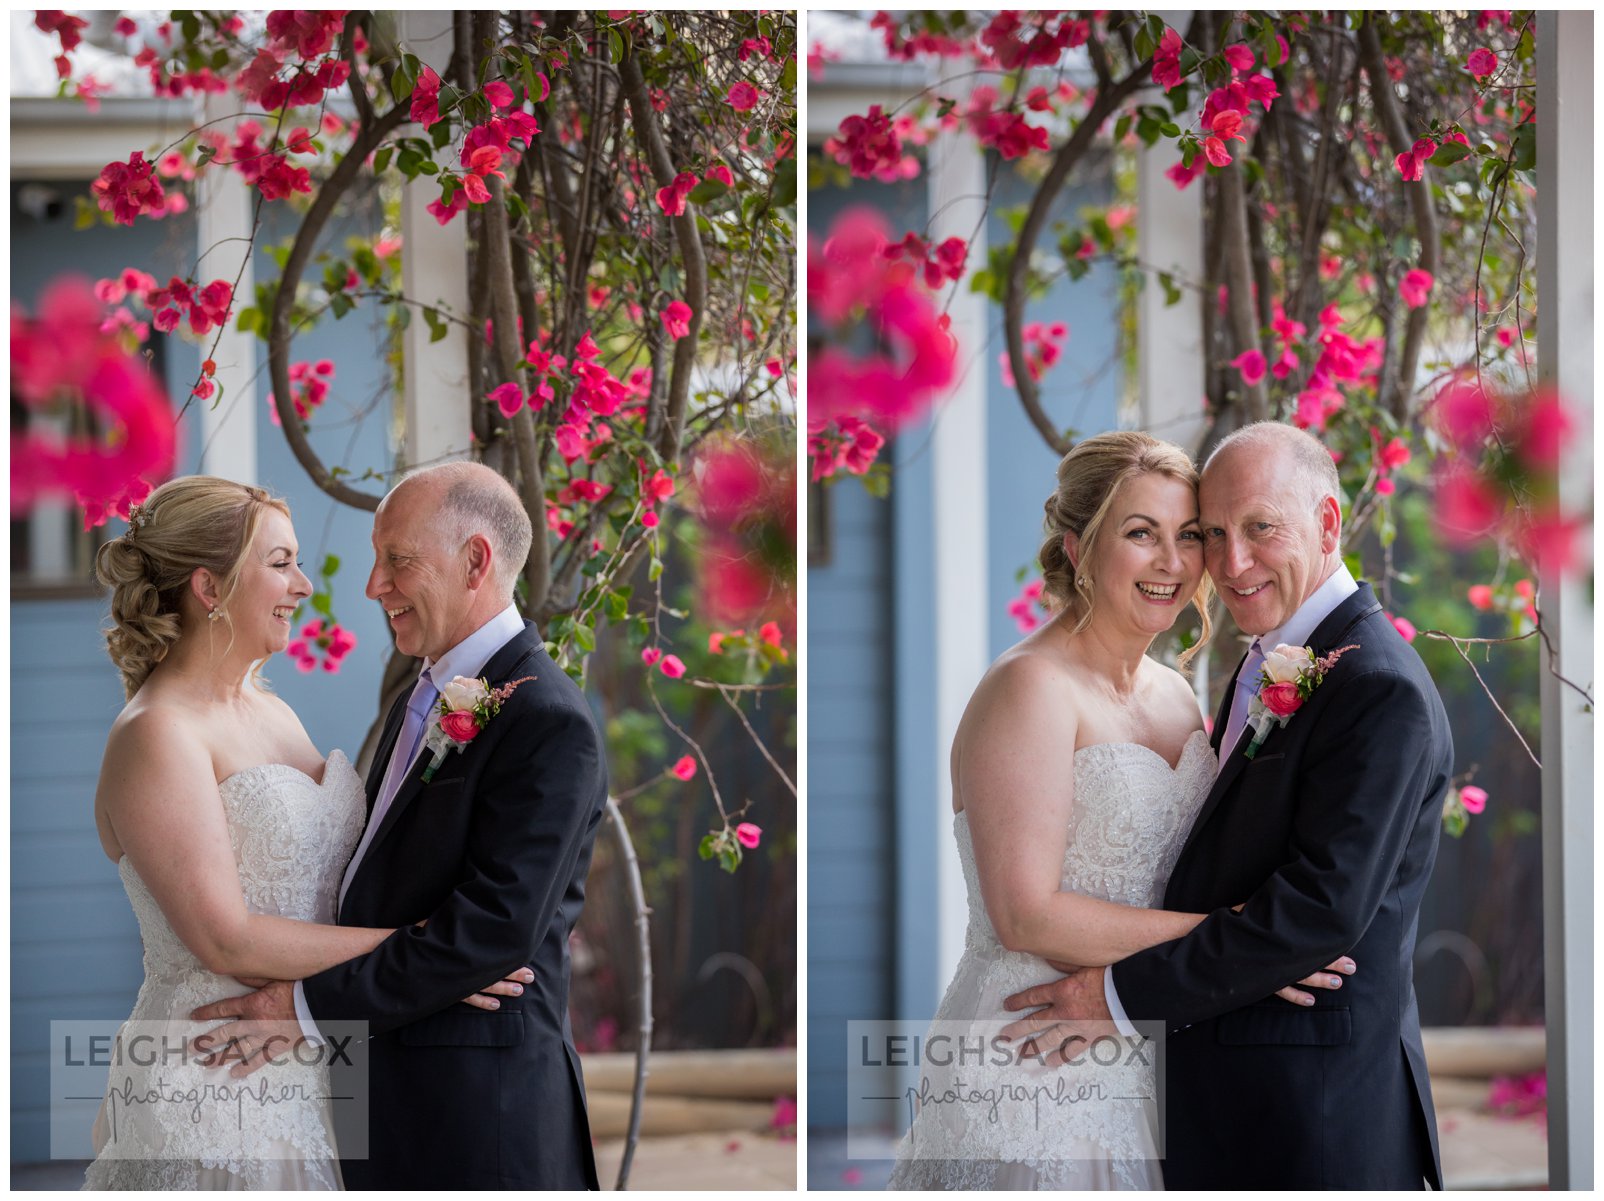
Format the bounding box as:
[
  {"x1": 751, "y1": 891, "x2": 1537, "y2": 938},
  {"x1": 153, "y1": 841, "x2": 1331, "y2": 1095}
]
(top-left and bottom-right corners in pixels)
[
  {"x1": 704, "y1": 163, "x2": 734, "y2": 188},
  {"x1": 11, "y1": 276, "x2": 179, "y2": 529},
  {"x1": 1399, "y1": 268, "x2": 1434, "y2": 309},
  {"x1": 1375, "y1": 477, "x2": 1396, "y2": 496},
  {"x1": 1203, "y1": 136, "x2": 1232, "y2": 168},
  {"x1": 644, "y1": 467, "x2": 676, "y2": 503},
  {"x1": 1431, "y1": 378, "x2": 1495, "y2": 448},
  {"x1": 735, "y1": 822, "x2": 762, "y2": 849},
  {"x1": 830, "y1": 105, "x2": 905, "y2": 179},
  {"x1": 1517, "y1": 508, "x2": 1585, "y2": 576},
  {"x1": 1377, "y1": 435, "x2": 1411, "y2": 472},
  {"x1": 1388, "y1": 613, "x2": 1417, "y2": 642},
  {"x1": 726, "y1": 81, "x2": 761, "y2": 111},
  {"x1": 1394, "y1": 137, "x2": 1438, "y2": 182},
  {"x1": 655, "y1": 171, "x2": 698, "y2": 217},
  {"x1": 1467, "y1": 584, "x2": 1495, "y2": 610},
  {"x1": 759, "y1": 620, "x2": 784, "y2": 649},
  {"x1": 671, "y1": 755, "x2": 697, "y2": 781},
  {"x1": 483, "y1": 79, "x2": 515, "y2": 109},
  {"x1": 488, "y1": 381, "x2": 525, "y2": 418},
  {"x1": 427, "y1": 189, "x2": 468, "y2": 226},
  {"x1": 1166, "y1": 156, "x2": 1208, "y2": 191},
  {"x1": 1466, "y1": 48, "x2": 1498, "y2": 78},
  {"x1": 640, "y1": 647, "x2": 663, "y2": 667},
  {"x1": 1152, "y1": 27, "x2": 1184, "y2": 91},
  {"x1": 661, "y1": 300, "x2": 692, "y2": 340},
  {"x1": 91, "y1": 152, "x2": 167, "y2": 226},
  {"x1": 1459, "y1": 785, "x2": 1488, "y2": 814},
  {"x1": 1517, "y1": 388, "x2": 1574, "y2": 469},
  {"x1": 1433, "y1": 467, "x2": 1501, "y2": 546},
  {"x1": 1223, "y1": 43, "x2": 1255, "y2": 72},
  {"x1": 659, "y1": 654, "x2": 686, "y2": 679},
  {"x1": 410, "y1": 66, "x2": 442, "y2": 128},
  {"x1": 1230, "y1": 349, "x2": 1267, "y2": 386}
]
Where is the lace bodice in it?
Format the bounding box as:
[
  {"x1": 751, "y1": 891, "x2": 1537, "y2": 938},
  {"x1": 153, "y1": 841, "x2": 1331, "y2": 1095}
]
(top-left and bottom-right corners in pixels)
[
  {"x1": 957, "y1": 732, "x2": 1215, "y2": 953},
  {"x1": 889, "y1": 731, "x2": 1216, "y2": 1191},
  {"x1": 84, "y1": 752, "x2": 366, "y2": 1191}
]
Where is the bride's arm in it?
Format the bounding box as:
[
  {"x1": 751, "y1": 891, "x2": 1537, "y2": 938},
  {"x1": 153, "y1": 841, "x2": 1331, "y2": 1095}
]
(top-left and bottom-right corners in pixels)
[
  {"x1": 961, "y1": 659, "x2": 1205, "y2": 967},
  {"x1": 98, "y1": 710, "x2": 395, "y2": 979}
]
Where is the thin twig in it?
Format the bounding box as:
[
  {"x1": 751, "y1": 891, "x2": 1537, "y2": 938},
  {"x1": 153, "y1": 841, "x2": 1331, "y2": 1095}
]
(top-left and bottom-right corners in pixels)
[{"x1": 716, "y1": 684, "x2": 796, "y2": 797}]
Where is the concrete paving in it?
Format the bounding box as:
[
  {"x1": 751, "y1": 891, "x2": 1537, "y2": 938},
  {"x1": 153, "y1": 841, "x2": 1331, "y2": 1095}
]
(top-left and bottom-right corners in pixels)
[
  {"x1": 804, "y1": 1107, "x2": 1550, "y2": 1190},
  {"x1": 13, "y1": 1134, "x2": 800, "y2": 1193}
]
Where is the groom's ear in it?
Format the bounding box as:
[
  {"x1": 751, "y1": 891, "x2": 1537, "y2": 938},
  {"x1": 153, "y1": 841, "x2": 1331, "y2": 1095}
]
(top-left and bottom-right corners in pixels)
[
  {"x1": 463, "y1": 532, "x2": 495, "y2": 590},
  {"x1": 1316, "y1": 494, "x2": 1342, "y2": 553}
]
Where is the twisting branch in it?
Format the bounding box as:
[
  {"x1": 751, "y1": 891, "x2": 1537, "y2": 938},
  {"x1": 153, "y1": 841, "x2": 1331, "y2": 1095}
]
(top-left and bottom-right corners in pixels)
[
  {"x1": 716, "y1": 684, "x2": 796, "y2": 798},
  {"x1": 619, "y1": 49, "x2": 706, "y2": 462},
  {"x1": 1417, "y1": 628, "x2": 1540, "y2": 768},
  {"x1": 1003, "y1": 51, "x2": 1150, "y2": 454},
  {"x1": 268, "y1": 100, "x2": 409, "y2": 511},
  {"x1": 1357, "y1": 15, "x2": 1439, "y2": 423}
]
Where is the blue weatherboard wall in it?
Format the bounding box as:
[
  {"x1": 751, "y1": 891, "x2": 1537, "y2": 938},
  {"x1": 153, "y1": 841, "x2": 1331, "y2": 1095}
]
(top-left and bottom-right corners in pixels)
[
  {"x1": 807, "y1": 167, "x2": 927, "y2": 1127},
  {"x1": 9, "y1": 173, "x2": 392, "y2": 1163},
  {"x1": 982, "y1": 159, "x2": 1120, "y2": 661}
]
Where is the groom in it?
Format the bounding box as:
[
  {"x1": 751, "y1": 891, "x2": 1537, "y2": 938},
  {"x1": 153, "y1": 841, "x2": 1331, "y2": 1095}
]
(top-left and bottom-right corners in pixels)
[
  {"x1": 1006, "y1": 422, "x2": 1451, "y2": 1188},
  {"x1": 195, "y1": 462, "x2": 608, "y2": 1189}
]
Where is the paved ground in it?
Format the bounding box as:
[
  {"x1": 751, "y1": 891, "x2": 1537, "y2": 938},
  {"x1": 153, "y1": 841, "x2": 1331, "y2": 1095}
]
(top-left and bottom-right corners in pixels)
[
  {"x1": 805, "y1": 1107, "x2": 1550, "y2": 1190},
  {"x1": 13, "y1": 1134, "x2": 799, "y2": 1192}
]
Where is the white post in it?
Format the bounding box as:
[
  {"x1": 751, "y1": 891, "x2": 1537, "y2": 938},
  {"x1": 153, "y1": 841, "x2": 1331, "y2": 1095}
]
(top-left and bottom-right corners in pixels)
[
  {"x1": 927, "y1": 123, "x2": 990, "y2": 986},
  {"x1": 195, "y1": 92, "x2": 259, "y2": 484},
  {"x1": 1535, "y1": 11, "x2": 1593, "y2": 1191},
  {"x1": 397, "y1": 10, "x2": 473, "y2": 469},
  {"x1": 1136, "y1": 83, "x2": 1209, "y2": 708},
  {"x1": 1135, "y1": 122, "x2": 1207, "y2": 456}
]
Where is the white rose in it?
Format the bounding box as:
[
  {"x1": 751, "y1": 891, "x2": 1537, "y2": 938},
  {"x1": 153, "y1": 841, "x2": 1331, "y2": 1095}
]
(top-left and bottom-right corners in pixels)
[
  {"x1": 439, "y1": 675, "x2": 490, "y2": 711},
  {"x1": 1261, "y1": 644, "x2": 1314, "y2": 684}
]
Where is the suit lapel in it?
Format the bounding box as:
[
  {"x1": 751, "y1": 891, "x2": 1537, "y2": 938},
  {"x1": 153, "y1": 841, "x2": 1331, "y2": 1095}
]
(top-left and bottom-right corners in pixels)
[
  {"x1": 1185, "y1": 584, "x2": 1383, "y2": 845},
  {"x1": 362, "y1": 622, "x2": 544, "y2": 859}
]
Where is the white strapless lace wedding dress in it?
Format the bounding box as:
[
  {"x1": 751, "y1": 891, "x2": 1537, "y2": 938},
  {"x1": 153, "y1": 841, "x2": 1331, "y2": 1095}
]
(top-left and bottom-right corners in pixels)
[
  {"x1": 84, "y1": 752, "x2": 366, "y2": 1191},
  {"x1": 887, "y1": 731, "x2": 1215, "y2": 1191}
]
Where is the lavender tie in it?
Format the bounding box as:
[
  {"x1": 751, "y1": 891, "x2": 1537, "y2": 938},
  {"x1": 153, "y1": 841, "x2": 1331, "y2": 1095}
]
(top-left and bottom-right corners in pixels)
[{"x1": 1220, "y1": 638, "x2": 1265, "y2": 758}]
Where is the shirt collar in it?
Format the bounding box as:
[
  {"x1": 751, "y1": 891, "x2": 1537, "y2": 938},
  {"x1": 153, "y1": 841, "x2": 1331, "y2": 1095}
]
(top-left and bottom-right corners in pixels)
[
  {"x1": 421, "y1": 604, "x2": 525, "y2": 688},
  {"x1": 1260, "y1": 562, "x2": 1358, "y2": 652}
]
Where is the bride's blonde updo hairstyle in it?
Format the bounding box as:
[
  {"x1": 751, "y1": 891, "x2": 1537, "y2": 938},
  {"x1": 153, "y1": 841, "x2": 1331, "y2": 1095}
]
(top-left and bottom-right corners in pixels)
[
  {"x1": 93, "y1": 477, "x2": 292, "y2": 699},
  {"x1": 1037, "y1": 431, "x2": 1212, "y2": 664}
]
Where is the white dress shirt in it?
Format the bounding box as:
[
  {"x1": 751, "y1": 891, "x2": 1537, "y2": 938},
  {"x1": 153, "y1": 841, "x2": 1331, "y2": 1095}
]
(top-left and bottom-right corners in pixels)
[
  {"x1": 293, "y1": 604, "x2": 526, "y2": 1041},
  {"x1": 1104, "y1": 565, "x2": 1359, "y2": 1034}
]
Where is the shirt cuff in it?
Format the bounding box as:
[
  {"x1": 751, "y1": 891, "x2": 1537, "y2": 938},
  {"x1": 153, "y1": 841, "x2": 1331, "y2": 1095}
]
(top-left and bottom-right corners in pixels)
[
  {"x1": 1104, "y1": 966, "x2": 1137, "y2": 1038},
  {"x1": 292, "y1": 980, "x2": 324, "y2": 1046}
]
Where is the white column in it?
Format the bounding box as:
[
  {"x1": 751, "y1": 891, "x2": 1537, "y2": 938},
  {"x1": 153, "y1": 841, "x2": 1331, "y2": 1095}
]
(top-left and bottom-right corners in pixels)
[
  {"x1": 1135, "y1": 122, "x2": 1206, "y2": 457},
  {"x1": 927, "y1": 124, "x2": 990, "y2": 986},
  {"x1": 195, "y1": 92, "x2": 259, "y2": 484},
  {"x1": 1535, "y1": 11, "x2": 1593, "y2": 1191},
  {"x1": 397, "y1": 10, "x2": 472, "y2": 468},
  {"x1": 1136, "y1": 81, "x2": 1209, "y2": 708}
]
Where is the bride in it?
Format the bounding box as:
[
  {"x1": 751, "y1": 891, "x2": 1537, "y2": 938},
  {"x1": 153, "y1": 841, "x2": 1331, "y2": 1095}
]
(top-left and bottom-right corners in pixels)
[
  {"x1": 886, "y1": 432, "x2": 1347, "y2": 1190},
  {"x1": 83, "y1": 477, "x2": 521, "y2": 1190}
]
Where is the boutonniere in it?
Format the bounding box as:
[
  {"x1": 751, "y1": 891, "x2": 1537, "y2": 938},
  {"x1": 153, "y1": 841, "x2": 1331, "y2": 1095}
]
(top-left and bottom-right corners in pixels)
[
  {"x1": 1243, "y1": 643, "x2": 1359, "y2": 759},
  {"x1": 420, "y1": 674, "x2": 536, "y2": 782}
]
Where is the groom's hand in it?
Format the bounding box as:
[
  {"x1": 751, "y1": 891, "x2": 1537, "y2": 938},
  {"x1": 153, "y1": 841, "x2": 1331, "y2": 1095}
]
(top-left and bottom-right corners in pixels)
[
  {"x1": 1000, "y1": 965, "x2": 1116, "y2": 1066},
  {"x1": 190, "y1": 980, "x2": 301, "y2": 1078}
]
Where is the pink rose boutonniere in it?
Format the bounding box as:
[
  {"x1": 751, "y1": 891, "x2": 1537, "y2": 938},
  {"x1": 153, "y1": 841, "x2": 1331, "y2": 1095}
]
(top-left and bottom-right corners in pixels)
[
  {"x1": 421, "y1": 673, "x2": 537, "y2": 782},
  {"x1": 1244, "y1": 643, "x2": 1359, "y2": 759}
]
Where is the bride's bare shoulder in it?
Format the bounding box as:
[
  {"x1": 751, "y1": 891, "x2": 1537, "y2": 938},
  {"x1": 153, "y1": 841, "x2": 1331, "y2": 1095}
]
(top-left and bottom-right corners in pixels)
[
  {"x1": 102, "y1": 692, "x2": 212, "y2": 781},
  {"x1": 961, "y1": 637, "x2": 1082, "y2": 730}
]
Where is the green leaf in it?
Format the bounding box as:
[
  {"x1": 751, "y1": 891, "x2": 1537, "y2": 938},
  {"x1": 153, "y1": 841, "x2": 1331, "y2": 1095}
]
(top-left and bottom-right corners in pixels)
[
  {"x1": 648, "y1": 556, "x2": 664, "y2": 581},
  {"x1": 772, "y1": 158, "x2": 797, "y2": 208},
  {"x1": 1429, "y1": 141, "x2": 1472, "y2": 167},
  {"x1": 574, "y1": 622, "x2": 596, "y2": 653},
  {"x1": 236, "y1": 307, "x2": 260, "y2": 335},
  {"x1": 1159, "y1": 271, "x2": 1182, "y2": 307},
  {"x1": 718, "y1": 845, "x2": 741, "y2": 873},
  {"x1": 698, "y1": 833, "x2": 718, "y2": 861},
  {"x1": 608, "y1": 28, "x2": 624, "y2": 65},
  {"x1": 330, "y1": 292, "x2": 353, "y2": 319},
  {"x1": 1114, "y1": 114, "x2": 1132, "y2": 144},
  {"x1": 311, "y1": 592, "x2": 333, "y2": 618},
  {"x1": 1511, "y1": 122, "x2": 1536, "y2": 173},
  {"x1": 1133, "y1": 27, "x2": 1154, "y2": 62},
  {"x1": 320, "y1": 554, "x2": 341, "y2": 577},
  {"x1": 605, "y1": 590, "x2": 629, "y2": 623},
  {"x1": 423, "y1": 306, "x2": 449, "y2": 343},
  {"x1": 1177, "y1": 47, "x2": 1201, "y2": 77},
  {"x1": 688, "y1": 180, "x2": 728, "y2": 205},
  {"x1": 373, "y1": 146, "x2": 393, "y2": 174},
  {"x1": 1160, "y1": 121, "x2": 1181, "y2": 139}
]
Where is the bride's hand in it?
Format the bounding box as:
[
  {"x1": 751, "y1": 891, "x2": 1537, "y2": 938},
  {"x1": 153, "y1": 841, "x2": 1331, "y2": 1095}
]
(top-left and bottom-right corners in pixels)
[
  {"x1": 462, "y1": 966, "x2": 534, "y2": 1010},
  {"x1": 1276, "y1": 956, "x2": 1356, "y2": 1006}
]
